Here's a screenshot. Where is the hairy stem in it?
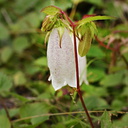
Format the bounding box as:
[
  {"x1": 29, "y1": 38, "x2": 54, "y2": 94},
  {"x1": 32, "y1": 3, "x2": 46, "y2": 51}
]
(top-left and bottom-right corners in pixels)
[{"x1": 72, "y1": 26, "x2": 94, "y2": 128}]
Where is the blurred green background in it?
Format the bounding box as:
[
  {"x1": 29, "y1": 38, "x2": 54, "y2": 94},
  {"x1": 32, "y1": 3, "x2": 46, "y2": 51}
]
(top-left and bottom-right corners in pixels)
[{"x1": 0, "y1": 0, "x2": 128, "y2": 128}]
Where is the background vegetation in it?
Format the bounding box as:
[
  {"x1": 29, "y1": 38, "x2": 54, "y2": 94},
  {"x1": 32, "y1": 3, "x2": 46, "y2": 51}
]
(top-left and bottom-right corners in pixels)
[{"x1": 0, "y1": 0, "x2": 128, "y2": 127}]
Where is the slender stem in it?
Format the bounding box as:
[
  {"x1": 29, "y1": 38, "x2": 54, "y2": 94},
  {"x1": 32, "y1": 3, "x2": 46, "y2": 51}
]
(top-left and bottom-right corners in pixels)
[
  {"x1": 69, "y1": 3, "x2": 77, "y2": 19},
  {"x1": 60, "y1": 10, "x2": 94, "y2": 127},
  {"x1": 72, "y1": 26, "x2": 94, "y2": 128},
  {"x1": 0, "y1": 97, "x2": 14, "y2": 128}
]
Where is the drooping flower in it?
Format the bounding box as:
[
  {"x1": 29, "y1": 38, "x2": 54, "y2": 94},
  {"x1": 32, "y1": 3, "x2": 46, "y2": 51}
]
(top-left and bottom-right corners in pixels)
[{"x1": 47, "y1": 28, "x2": 88, "y2": 90}]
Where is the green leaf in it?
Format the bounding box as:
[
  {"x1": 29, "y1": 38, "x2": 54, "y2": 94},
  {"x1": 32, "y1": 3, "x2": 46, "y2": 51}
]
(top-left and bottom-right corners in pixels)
[
  {"x1": 10, "y1": 12, "x2": 40, "y2": 33},
  {"x1": 65, "y1": 119, "x2": 88, "y2": 128},
  {"x1": 25, "y1": 64, "x2": 41, "y2": 75},
  {"x1": 20, "y1": 102, "x2": 52, "y2": 125},
  {"x1": 0, "y1": 115, "x2": 11, "y2": 128},
  {"x1": 55, "y1": 0, "x2": 72, "y2": 11},
  {"x1": 23, "y1": 12, "x2": 40, "y2": 28},
  {"x1": 81, "y1": 84, "x2": 108, "y2": 97},
  {"x1": 41, "y1": 6, "x2": 60, "y2": 15},
  {"x1": 13, "y1": 36, "x2": 30, "y2": 53},
  {"x1": 111, "y1": 99, "x2": 124, "y2": 110},
  {"x1": 9, "y1": 92, "x2": 29, "y2": 103},
  {"x1": 88, "y1": 68, "x2": 105, "y2": 82},
  {"x1": 100, "y1": 111, "x2": 113, "y2": 128},
  {"x1": 84, "y1": 96, "x2": 108, "y2": 110},
  {"x1": 13, "y1": 123, "x2": 40, "y2": 128},
  {"x1": 1, "y1": 46, "x2": 13, "y2": 63},
  {"x1": 12, "y1": 0, "x2": 39, "y2": 14},
  {"x1": 100, "y1": 71, "x2": 124, "y2": 87},
  {"x1": 86, "y1": 0, "x2": 103, "y2": 6},
  {"x1": 78, "y1": 25, "x2": 93, "y2": 57},
  {"x1": 123, "y1": 71, "x2": 128, "y2": 86},
  {"x1": 0, "y1": 72, "x2": 13, "y2": 93},
  {"x1": 0, "y1": 23, "x2": 9, "y2": 40},
  {"x1": 13, "y1": 71, "x2": 27, "y2": 86},
  {"x1": 77, "y1": 16, "x2": 114, "y2": 25},
  {"x1": 87, "y1": 45, "x2": 105, "y2": 58},
  {"x1": 122, "y1": 87, "x2": 128, "y2": 97},
  {"x1": 52, "y1": 123, "x2": 66, "y2": 128},
  {"x1": 34, "y1": 57, "x2": 47, "y2": 67},
  {"x1": 112, "y1": 114, "x2": 128, "y2": 128},
  {"x1": 0, "y1": 0, "x2": 6, "y2": 3}
]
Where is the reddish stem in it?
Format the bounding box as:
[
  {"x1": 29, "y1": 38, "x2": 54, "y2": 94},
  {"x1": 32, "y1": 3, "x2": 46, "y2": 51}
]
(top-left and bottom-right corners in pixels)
[
  {"x1": 72, "y1": 26, "x2": 94, "y2": 128},
  {"x1": 95, "y1": 35, "x2": 114, "y2": 51},
  {"x1": 61, "y1": 10, "x2": 94, "y2": 128}
]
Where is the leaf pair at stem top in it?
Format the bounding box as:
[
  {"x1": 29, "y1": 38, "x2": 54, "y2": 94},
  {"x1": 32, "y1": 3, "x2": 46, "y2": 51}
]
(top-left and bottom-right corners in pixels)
[{"x1": 41, "y1": 5, "x2": 114, "y2": 57}]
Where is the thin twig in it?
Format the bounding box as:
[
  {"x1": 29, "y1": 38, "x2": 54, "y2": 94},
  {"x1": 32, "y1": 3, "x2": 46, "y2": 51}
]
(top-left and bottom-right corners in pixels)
[
  {"x1": 69, "y1": 3, "x2": 77, "y2": 19},
  {"x1": 12, "y1": 110, "x2": 128, "y2": 123},
  {"x1": 0, "y1": 98, "x2": 14, "y2": 128},
  {"x1": 1, "y1": 8, "x2": 13, "y2": 25}
]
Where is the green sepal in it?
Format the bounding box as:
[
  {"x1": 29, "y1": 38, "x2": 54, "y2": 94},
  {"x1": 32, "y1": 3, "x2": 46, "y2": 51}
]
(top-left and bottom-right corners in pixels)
[
  {"x1": 41, "y1": 6, "x2": 61, "y2": 16},
  {"x1": 77, "y1": 16, "x2": 115, "y2": 25},
  {"x1": 54, "y1": 19, "x2": 67, "y2": 47},
  {"x1": 57, "y1": 27, "x2": 65, "y2": 48},
  {"x1": 89, "y1": 22, "x2": 98, "y2": 36},
  {"x1": 78, "y1": 24, "x2": 93, "y2": 57},
  {"x1": 41, "y1": 15, "x2": 57, "y2": 32},
  {"x1": 44, "y1": 32, "x2": 50, "y2": 44}
]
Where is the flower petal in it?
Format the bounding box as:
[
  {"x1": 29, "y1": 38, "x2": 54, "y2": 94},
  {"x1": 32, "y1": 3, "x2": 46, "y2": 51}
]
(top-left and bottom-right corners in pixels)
[
  {"x1": 79, "y1": 56, "x2": 89, "y2": 85},
  {"x1": 47, "y1": 28, "x2": 65, "y2": 90},
  {"x1": 72, "y1": 35, "x2": 88, "y2": 85},
  {"x1": 61, "y1": 29, "x2": 76, "y2": 88},
  {"x1": 47, "y1": 28, "x2": 88, "y2": 91}
]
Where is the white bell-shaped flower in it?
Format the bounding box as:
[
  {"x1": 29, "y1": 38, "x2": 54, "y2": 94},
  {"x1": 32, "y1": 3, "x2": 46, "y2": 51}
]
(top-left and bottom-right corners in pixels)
[{"x1": 47, "y1": 28, "x2": 88, "y2": 91}]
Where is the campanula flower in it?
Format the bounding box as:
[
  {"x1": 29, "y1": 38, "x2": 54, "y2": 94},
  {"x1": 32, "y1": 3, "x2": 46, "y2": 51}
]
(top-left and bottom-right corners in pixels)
[{"x1": 47, "y1": 28, "x2": 88, "y2": 90}]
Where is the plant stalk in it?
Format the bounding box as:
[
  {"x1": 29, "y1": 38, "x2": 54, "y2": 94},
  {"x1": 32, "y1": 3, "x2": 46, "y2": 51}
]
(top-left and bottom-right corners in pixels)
[
  {"x1": 72, "y1": 26, "x2": 94, "y2": 128},
  {"x1": 0, "y1": 97, "x2": 14, "y2": 128},
  {"x1": 62, "y1": 10, "x2": 94, "y2": 128}
]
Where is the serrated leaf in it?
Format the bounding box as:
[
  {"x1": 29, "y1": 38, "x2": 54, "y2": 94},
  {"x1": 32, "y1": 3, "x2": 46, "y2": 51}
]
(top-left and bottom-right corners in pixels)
[
  {"x1": 78, "y1": 26, "x2": 93, "y2": 57},
  {"x1": 13, "y1": 71, "x2": 27, "y2": 86},
  {"x1": 52, "y1": 123, "x2": 66, "y2": 128},
  {"x1": 34, "y1": 57, "x2": 47, "y2": 66},
  {"x1": 0, "y1": 72, "x2": 13, "y2": 93},
  {"x1": 90, "y1": 22, "x2": 98, "y2": 35},
  {"x1": 112, "y1": 114, "x2": 128, "y2": 127},
  {"x1": 19, "y1": 103, "x2": 52, "y2": 125},
  {"x1": 0, "y1": 23, "x2": 10, "y2": 40},
  {"x1": 13, "y1": 36, "x2": 30, "y2": 53},
  {"x1": 100, "y1": 71, "x2": 123, "y2": 87},
  {"x1": 77, "y1": 16, "x2": 114, "y2": 25},
  {"x1": 88, "y1": 68, "x2": 105, "y2": 82},
  {"x1": 84, "y1": 96, "x2": 108, "y2": 110},
  {"x1": 41, "y1": 6, "x2": 60, "y2": 15},
  {"x1": 9, "y1": 92, "x2": 29, "y2": 103},
  {"x1": 100, "y1": 111, "x2": 113, "y2": 128},
  {"x1": 12, "y1": 0, "x2": 38, "y2": 14},
  {"x1": 87, "y1": 45, "x2": 105, "y2": 58},
  {"x1": 0, "y1": 115, "x2": 11, "y2": 128},
  {"x1": 26, "y1": 12, "x2": 40, "y2": 28},
  {"x1": 1, "y1": 46, "x2": 13, "y2": 63}
]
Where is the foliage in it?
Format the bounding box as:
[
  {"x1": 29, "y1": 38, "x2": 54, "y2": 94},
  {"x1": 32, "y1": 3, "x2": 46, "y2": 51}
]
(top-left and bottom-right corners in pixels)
[{"x1": 0, "y1": 0, "x2": 128, "y2": 128}]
